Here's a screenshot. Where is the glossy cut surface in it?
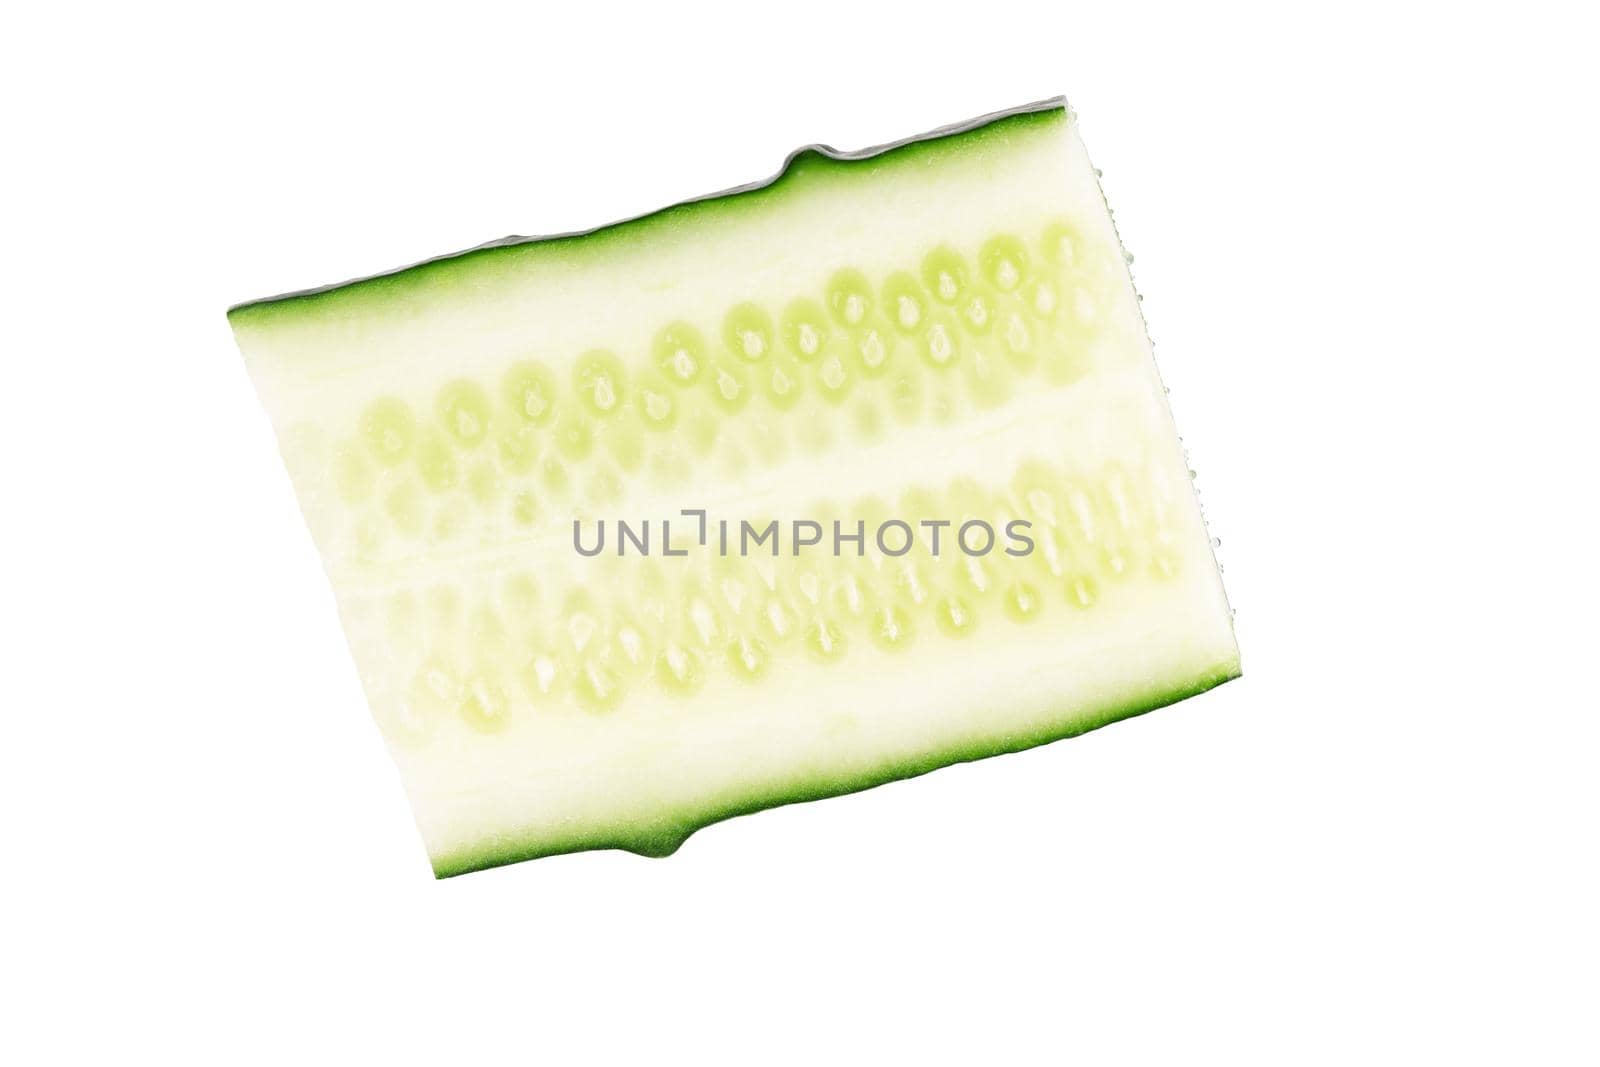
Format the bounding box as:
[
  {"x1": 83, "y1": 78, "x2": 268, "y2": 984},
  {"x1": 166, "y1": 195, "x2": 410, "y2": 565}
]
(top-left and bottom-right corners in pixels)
[{"x1": 229, "y1": 101, "x2": 1239, "y2": 876}]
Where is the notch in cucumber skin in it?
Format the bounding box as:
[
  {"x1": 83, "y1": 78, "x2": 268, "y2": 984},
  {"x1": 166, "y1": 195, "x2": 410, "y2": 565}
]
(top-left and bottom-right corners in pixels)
[{"x1": 228, "y1": 98, "x2": 1239, "y2": 878}]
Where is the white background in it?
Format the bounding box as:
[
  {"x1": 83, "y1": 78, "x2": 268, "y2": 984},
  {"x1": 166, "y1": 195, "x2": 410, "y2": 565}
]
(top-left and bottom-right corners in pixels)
[{"x1": 4, "y1": 2, "x2": 1596, "y2": 1063}]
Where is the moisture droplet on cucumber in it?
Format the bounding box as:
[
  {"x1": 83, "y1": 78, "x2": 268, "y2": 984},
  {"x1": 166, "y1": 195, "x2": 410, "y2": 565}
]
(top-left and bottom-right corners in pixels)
[{"x1": 229, "y1": 99, "x2": 1239, "y2": 877}]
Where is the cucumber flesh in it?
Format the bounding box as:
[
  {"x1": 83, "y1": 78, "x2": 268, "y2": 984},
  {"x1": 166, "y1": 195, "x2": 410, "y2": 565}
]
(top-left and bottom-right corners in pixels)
[{"x1": 229, "y1": 99, "x2": 1239, "y2": 877}]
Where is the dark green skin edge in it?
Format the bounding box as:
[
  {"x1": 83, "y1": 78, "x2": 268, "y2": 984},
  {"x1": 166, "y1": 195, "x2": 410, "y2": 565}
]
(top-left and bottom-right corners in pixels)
[
  {"x1": 228, "y1": 104, "x2": 1067, "y2": 328},
  {"x1": 431, "y1": 664, "x2": 1240, "y2": 878}
]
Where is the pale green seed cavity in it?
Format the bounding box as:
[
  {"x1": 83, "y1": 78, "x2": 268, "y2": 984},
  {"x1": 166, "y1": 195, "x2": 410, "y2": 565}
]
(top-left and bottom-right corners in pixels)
[
  {"x1": 360, "y1": 397, "x2": 416, "y2": 466},
  {"x1": 502, "y1": 362, "x2": 557, "y2": 426},
  {"x1": 654, "y1": 323, "x2": 706, "y2": 386},
  {"x1": 827, "y1": 269, "x2": 874, "y2": 327},
  {"x1": 724, "y1": 302, "x2": 774, "y2": 362},
  {"x1": 574, "y1": 350, "x2": 627, "y2": 416},
  {"x1": 436, "y1": 380, "x2": 492, "y2": 447}
]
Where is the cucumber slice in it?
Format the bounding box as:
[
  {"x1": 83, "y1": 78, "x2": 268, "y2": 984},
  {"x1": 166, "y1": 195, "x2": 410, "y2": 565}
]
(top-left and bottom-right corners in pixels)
[{"x1": 229, "y1": 98, "x2": 1238, "y2": 877}]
